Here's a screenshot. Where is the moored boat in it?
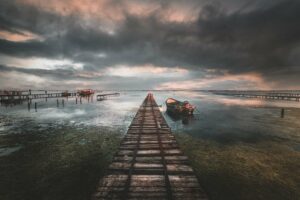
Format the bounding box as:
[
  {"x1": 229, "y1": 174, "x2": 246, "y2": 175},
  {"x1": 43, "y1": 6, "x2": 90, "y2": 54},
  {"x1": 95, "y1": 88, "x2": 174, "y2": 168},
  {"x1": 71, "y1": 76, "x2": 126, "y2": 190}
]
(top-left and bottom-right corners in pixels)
[
  {"x1": 165, "y1": 98, "x2": 195, "y2": 115},
  {"x1": 61, "y1": 90, "x2": 69, "y2": 97},
  {"x1": 78, "y1": 89, "x2": 95, "y2": 96}
]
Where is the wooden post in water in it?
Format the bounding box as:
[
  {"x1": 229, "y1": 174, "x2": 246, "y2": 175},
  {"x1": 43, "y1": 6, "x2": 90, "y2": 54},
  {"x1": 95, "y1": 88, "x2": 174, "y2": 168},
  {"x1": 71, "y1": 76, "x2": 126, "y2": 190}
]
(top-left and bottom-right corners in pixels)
[
  {"x1": 35, "y1": 102, "x2": 37, "y2": 112},
  {"x1": 62, "y1": 99, "x2": 64, "y2": 107},
  {"x1": 76, "y1": 98, "x2": 78, "y2": 104},
  {"x1": 28, "y1": 102, "x2": 30, "y2": 111},
  {"x1": 281, "y1": 108, "x2": 285, "y2": 118},
  {"x1": 80, "y1": 97, "x2": 82, "y2": 104},
  {"x1": 57, "y1": 99, "x2": 59, "y2": 107}
]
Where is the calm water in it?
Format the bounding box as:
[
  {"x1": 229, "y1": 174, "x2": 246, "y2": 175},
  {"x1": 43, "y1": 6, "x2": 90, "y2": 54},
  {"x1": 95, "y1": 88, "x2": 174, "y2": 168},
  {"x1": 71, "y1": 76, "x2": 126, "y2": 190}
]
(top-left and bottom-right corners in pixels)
[
  {"x1": 1, "y1": 91, "x2": 300, "y2": 152},
  {"x1": 1, "y1": 91, "x2": 299, "y2": 200}
]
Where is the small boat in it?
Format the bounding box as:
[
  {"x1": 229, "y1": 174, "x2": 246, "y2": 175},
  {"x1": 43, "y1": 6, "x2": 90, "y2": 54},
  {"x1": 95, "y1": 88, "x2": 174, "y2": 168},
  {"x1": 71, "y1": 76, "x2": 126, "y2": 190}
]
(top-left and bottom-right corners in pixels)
[
  {"x1": 166, "y1": 98, "x2": 195, "y2": 115},
  {"x1": 78, "y1": 89, "x2": 95, "y2": 96},
  {"x1": 61, "y1": 91, "x2": 69, "y2": 97}
]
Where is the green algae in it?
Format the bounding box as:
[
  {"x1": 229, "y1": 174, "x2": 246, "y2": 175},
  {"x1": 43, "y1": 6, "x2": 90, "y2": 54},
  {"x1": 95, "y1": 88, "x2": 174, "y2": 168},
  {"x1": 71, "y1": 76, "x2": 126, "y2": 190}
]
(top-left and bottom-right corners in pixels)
[
  {"x1": 0, "y1": 127, "x2": 122, "y2": 200},
  {"x1": 175, "y1": 133, "x2": 300, "y2": 200}
]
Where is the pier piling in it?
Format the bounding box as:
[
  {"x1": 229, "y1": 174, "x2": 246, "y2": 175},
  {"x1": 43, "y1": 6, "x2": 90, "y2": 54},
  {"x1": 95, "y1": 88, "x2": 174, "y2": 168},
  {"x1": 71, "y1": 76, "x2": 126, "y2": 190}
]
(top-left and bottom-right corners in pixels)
[{"x1": 281, "y1": 108, "x2": 285, "y2": 118}]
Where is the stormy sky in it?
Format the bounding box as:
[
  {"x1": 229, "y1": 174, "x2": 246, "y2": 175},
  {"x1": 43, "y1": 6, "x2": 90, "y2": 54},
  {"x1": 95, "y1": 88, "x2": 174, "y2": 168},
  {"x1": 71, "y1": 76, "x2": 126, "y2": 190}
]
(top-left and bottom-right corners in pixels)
[{"x1": 0, "y1": 0, "x2": 299, "y2": 90}]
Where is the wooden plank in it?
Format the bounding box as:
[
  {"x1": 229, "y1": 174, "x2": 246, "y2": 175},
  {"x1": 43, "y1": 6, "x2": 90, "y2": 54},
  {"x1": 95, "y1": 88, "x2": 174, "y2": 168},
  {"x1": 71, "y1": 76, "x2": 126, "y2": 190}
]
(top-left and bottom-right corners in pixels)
[{"x1": 93, "y1": 93, "x2": 208, "y2": 200}]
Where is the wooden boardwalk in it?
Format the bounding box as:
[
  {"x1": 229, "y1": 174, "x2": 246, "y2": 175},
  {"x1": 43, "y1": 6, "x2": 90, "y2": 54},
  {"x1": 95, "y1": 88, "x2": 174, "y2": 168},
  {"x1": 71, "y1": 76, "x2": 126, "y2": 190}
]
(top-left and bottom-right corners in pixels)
[{"x1": 93, "y1": 93, "x2": 208, "y2": 200}]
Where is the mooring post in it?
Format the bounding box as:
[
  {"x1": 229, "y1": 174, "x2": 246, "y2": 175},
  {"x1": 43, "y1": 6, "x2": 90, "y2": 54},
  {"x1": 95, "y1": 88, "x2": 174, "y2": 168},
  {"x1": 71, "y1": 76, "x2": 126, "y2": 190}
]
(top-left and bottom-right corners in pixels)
[
  {"x1": 80, "y1": 97, "x2": 82, "y2": 104},
  {"x1": 28, "y1": 102, "x2": 30, "y2": 111},
  {"x1": 35, "y1": 102, "x2": 37, "y2": 112},
  {"x1": 62, "y1": 99, "x2": 64, "y2": 107},
  {"x1": 76, "y1": 98, "x2": 78, "y2": 104},
  {"x1": 281, "y1": 108, "x2": 285, "y2": 118},
  {"x1": 57, "y1": 99, "x2": 59, "y2": 107}
]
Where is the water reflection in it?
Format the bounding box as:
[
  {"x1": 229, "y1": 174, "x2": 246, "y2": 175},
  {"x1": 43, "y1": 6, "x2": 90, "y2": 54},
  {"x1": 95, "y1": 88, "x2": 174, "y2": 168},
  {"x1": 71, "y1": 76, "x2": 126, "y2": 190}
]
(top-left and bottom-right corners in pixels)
[
  {"x1": 215, "y1": 97, "x2": 265, "y2": 107},
  {"x1": 165, "y1": 110, "x2": 196, "y2": 125},
  {"x1": 151, "y1": 91, "x2": 300, "y2": 144},
  {"x1": 1, "y1": 91, "x2": 299, "y2": 200},
  {"x1": 0, "y1": 91, "x2": 299, "y2": 144},
  {"x1": 0, "y1": 99, "x2": 28, "y2": 107},
  {"x1": 0, "y1": 92, "x2": 139, "y2": 136}
]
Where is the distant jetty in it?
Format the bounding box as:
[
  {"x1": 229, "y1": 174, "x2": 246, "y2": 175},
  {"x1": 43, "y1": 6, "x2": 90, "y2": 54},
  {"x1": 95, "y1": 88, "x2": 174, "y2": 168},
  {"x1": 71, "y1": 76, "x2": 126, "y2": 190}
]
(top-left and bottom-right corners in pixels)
[
  {"x1": 0, "y1": 90, "x2": 77, "y2": 102},
  {"x1": 211, "y1": 90, "x2": 300, "y2": 101}
]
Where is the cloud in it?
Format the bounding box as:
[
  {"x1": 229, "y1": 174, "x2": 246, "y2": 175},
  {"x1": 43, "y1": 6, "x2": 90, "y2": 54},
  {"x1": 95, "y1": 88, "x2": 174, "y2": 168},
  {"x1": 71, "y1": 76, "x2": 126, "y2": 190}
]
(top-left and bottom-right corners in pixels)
[
  {"x1": 0, "y1": 29, "x2": 42, "y2": 42},
  {"x1": 0, "y1": 0, "x2": 299, "y2": 89},
  {"x1": 105, "y1": 64, "x2": 188, "y2": 78},
  {"x1": 156, "y1": 73, "x2": 270, "y2": 90}
]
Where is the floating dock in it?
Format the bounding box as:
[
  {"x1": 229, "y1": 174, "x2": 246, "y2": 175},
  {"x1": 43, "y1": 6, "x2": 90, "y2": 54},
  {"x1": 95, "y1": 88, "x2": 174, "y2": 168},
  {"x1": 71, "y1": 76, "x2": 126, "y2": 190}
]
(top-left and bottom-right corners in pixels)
[{"x1": 93, "y1": 93, "x2": 208, "y2": 200}]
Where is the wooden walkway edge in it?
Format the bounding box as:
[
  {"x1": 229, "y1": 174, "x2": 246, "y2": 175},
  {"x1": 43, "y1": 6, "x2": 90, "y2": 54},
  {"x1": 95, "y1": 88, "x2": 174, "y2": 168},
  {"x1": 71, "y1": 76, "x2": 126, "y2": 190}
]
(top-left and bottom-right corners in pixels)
[{"x1": 92, "y1": 93, "x2": 208, "y2": 200}]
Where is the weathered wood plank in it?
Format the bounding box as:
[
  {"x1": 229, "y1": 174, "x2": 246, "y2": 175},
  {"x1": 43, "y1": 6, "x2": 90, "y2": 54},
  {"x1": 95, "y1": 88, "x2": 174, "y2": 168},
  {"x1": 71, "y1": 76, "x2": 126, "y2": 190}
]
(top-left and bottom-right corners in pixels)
[{"x1": 92, "y1": 93, "x2": 208, "y2": 200}]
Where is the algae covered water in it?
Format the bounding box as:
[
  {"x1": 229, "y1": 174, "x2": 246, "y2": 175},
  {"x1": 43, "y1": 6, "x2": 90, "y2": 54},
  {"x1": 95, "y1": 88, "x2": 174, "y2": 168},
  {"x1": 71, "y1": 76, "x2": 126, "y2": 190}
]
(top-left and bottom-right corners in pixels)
[{"x1": 0, "y1": 91, "x2": 299, "y2": 200}]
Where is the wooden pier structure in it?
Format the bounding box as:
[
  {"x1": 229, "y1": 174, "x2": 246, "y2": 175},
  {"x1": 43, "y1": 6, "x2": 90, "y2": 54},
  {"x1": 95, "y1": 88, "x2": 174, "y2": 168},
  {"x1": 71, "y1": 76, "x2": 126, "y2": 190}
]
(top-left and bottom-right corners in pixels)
[
  {"x1": 93, "y1": 93, "x2": 208, "y2": 200},
  {"x1": 97, "y1": 93, "x2": 120, "y2": 101},
  {"x1": 211, "y1": 90, "x2": 300, "y2": 101},
  {"x1": 0, "y1": 91, "x2": 77, "y2": 102}
]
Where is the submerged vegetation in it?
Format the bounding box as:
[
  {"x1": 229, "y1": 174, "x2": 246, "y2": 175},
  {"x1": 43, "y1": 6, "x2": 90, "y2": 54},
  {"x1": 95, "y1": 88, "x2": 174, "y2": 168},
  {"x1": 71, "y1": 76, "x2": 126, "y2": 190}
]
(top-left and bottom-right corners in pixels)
[
  {"x1": 1, "y1": 92, "x2": 300, "y2": 200},
  {"x1": 1, "y1": 120, "x2": 299, "y2": 200},
  {"x1": 0, "y1": 127, "x2": 122, "y2": 200},
  {"x1": 175, "y1": 133, "x2": 300, "y2": 200}
]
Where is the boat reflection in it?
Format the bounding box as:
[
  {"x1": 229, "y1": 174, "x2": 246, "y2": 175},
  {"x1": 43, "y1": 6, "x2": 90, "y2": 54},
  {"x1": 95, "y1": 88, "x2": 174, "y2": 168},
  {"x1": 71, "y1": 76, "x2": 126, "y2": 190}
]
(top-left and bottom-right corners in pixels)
[{"x1": 166, "y1": 110, "x2": 195, "y2": 125}]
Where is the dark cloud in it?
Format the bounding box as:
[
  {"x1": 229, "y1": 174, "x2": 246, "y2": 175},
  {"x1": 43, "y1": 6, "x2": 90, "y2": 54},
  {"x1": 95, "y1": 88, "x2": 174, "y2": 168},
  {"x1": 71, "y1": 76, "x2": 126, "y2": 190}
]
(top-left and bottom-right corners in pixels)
[
  {"x1": 0, "y1": 0, "x2": 66, "y2": 35},
  {"x1": 0, "y1": 64, "x2": 83, "y2": 80},
  {"x1": 195, "y1": 0, "x2": 300, "y2": 70},
  {"x1": 0, "y1": 63, "x2": 175, "y2": 90},
  {"x1": 0, "y1": 0, "x2": 299, "y2": 89}
]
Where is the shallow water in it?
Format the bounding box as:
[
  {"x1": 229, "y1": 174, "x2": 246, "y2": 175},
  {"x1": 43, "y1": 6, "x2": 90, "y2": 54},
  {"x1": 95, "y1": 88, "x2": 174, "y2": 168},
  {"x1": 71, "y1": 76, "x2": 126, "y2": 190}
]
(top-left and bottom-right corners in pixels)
[
  {"x1": 0, "y1": 91, "x2": 299, "y2": 200},
  {"x1": 1, "y1": 91, "x2": 300, "y2": 144}
]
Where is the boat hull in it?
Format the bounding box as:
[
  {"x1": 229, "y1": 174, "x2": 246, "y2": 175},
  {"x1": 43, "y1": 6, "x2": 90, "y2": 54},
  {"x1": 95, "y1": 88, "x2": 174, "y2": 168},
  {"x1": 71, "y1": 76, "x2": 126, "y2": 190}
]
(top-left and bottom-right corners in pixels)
[
  {"x1": 165, "y1": 98, "x2": 195, "y2": 115},
  {"x1": 78, "y1": 89, "x2": 95, "y2": 96}
]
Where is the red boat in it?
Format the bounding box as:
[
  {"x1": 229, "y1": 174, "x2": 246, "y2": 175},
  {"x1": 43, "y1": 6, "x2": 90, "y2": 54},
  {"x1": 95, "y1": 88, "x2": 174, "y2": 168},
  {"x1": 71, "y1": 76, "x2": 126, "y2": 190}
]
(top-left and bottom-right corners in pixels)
[{"x1": 78, "y1": 89, "x2": 95, "y2": 96}]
